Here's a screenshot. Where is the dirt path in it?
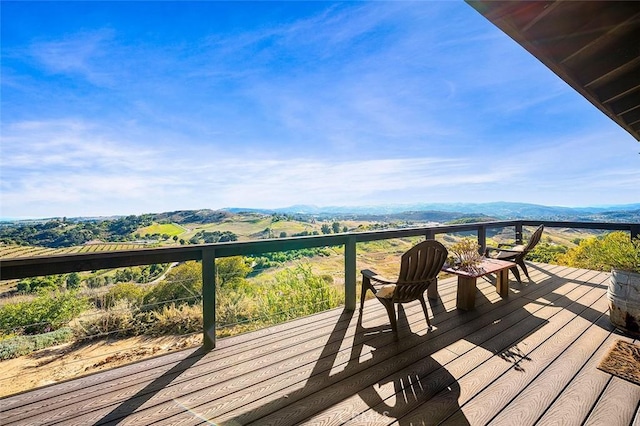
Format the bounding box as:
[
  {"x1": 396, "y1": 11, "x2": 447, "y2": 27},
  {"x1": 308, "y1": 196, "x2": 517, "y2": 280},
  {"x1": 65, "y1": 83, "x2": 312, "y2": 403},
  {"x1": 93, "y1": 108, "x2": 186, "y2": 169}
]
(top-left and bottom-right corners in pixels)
[{"x1": 0, "y1": 334, "x2": 202, "y2": 398}]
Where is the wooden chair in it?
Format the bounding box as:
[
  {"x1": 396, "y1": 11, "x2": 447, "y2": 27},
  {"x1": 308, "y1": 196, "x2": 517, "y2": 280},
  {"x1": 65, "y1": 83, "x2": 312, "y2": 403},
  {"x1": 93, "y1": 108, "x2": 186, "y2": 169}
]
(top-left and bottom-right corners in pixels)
[
  {"x1": 360, "y1": 240, "x2": 448, "y2": 336},
  {"x1": 485, "y1": 224, "x2": 544, "y2": 284}
]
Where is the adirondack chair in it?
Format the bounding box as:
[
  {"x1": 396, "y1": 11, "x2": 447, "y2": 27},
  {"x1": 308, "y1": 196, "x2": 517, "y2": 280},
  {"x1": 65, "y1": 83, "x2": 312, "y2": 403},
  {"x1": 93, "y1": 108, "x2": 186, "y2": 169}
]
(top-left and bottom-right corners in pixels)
[
  {"x1": 485, "y1": 224, "x2": 544, "y2": 284},
  {"x1": 360, "y1": 240, "x2": 448, "y2": 336}
]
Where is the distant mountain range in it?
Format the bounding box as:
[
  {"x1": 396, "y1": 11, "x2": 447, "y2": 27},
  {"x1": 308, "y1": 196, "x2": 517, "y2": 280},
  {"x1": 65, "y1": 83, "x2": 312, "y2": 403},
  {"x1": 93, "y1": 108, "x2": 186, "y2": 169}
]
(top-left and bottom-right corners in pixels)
[
  {"x1": 226, "y1": 202, "x2": 640, "y2": 222},
  {"x1": 2, "y1": 202, "x2": 639, "y2": 224}
]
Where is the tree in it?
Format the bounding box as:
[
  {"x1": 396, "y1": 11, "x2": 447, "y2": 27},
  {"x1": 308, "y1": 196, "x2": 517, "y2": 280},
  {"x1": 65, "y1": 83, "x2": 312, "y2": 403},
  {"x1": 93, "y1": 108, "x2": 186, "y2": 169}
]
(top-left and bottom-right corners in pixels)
[
  {"x1": 332, "y1": 222, "x2": 341, "y2": 233},
  {"x1": 279, "y1": 231, "x2": 287, "y2": 238},
  {"x1": 66, "y1": 272, "x2": 81, "y2": 290},
  {"x1": 87, "y1": 276, "x2": 106, "y2": 288},
  {"x1": 558, "y1": 232, "x2": 639, "y2": 272},
  {"x1": 321, "y1": 224, "x2": 331, "y2": 234},
  {"x1": 527, "y1": 243, "x2": 567, "y2": 263},
  {"x1": 17, "y1": 275, "x2": 65, "y2": 293},
  {"x1": 216, "y1": 256, "x2": 252, "y2": 287},
  {"x1": 144, "y1": 261, "x2": 202, "y2": 307}
]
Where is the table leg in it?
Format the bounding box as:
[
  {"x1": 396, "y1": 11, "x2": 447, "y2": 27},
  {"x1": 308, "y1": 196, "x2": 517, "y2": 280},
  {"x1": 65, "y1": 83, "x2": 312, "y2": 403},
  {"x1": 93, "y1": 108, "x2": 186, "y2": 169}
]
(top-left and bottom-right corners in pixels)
[
  {"x1": 456, "y1": 276, "x2": 477, "y2": 310},
  {"x1": 496, "y1": 268, "x2": 509, "y2": 298}
]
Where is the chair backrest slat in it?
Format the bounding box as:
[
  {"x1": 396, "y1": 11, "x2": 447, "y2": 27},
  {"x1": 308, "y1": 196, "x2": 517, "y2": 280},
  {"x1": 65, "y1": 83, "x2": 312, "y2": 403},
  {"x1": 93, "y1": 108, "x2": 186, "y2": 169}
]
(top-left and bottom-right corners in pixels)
[
  {"x1": 523, "y1": 225, "x2": 544, "y2": 253},
  {"x1": 395, "y1": 240, "x2": 448, "y2": 302}
]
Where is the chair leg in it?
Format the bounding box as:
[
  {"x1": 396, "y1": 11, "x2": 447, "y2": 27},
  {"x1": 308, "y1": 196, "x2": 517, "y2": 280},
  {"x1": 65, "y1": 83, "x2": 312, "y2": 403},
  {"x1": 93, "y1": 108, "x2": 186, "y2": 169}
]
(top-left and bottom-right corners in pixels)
[
  {"x1": 418, "y1": 295, "x2": 432, "y2": 330},
  {"x1": 360, "y1": 276, "x2": 372, "y2": 310},
  {"x1": 380, "y1": 299, "x2": 398, "y2": 336},
  {"x1": 510, "y1": 266, "x2": 522, "y2": 285},
  {"x1": 517, "y1": 259, "x2": 531, "y2": 280}
]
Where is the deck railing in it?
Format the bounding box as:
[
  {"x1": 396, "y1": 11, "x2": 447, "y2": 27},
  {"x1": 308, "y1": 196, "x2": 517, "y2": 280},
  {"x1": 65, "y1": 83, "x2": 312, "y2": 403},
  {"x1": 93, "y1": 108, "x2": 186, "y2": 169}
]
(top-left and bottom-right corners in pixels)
[{"x1": 1, "y1": 220, "x2": 638, "y2": 347}]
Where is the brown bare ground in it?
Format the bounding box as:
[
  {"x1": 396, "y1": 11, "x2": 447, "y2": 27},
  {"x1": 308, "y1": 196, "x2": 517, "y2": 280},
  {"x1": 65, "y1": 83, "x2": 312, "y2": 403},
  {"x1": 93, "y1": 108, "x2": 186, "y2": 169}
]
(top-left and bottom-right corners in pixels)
[{"x1": 0, "y1": 334, "x2": 202, "y2": 398}]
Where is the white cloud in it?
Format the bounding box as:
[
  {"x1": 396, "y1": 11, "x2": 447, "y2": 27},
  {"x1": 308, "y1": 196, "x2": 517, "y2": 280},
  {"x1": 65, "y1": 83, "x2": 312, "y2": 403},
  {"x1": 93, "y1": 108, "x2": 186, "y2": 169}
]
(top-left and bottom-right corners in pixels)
[
  {"x1": 29, "y1": 29, "x2": 117, "y2": 86},
  {"x1": 2, "y1": 2, "x2": 639, "y2": 218}
]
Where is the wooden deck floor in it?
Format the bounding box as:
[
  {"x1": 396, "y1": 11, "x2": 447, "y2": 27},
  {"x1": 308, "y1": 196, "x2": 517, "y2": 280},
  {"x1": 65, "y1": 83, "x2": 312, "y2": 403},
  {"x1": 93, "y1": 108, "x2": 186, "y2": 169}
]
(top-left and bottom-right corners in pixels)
[{"x1": 2, "y1": 263, "x2": 639, "y2": 425}]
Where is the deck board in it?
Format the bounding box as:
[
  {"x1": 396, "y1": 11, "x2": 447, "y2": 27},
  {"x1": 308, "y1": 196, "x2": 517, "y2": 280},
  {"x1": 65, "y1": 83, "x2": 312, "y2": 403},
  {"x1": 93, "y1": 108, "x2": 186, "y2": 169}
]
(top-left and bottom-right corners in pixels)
[{"x1": 1, "y1": 263, "x2": 639, "y2": 426}]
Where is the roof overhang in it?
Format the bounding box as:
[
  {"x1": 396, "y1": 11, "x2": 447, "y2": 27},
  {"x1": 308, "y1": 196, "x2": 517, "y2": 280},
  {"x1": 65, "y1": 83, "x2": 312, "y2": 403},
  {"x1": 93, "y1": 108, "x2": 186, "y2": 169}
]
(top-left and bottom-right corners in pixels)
[{"x1": 466, "y1": 1, "x2": 640, "y2": 141}]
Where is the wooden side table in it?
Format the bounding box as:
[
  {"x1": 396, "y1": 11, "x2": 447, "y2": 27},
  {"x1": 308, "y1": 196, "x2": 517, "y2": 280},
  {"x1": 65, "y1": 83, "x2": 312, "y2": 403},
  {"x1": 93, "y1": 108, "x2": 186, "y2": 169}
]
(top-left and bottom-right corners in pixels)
[{"x1": 441, "y1": 258, "x2": 516, "y2": 310}]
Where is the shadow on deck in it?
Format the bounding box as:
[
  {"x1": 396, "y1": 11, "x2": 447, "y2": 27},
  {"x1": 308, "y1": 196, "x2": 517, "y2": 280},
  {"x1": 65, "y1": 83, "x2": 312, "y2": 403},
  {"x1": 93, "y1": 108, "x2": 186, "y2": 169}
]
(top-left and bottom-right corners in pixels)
[{"x1": 2, "y1": 263, "x2": 639, "y2": 425}]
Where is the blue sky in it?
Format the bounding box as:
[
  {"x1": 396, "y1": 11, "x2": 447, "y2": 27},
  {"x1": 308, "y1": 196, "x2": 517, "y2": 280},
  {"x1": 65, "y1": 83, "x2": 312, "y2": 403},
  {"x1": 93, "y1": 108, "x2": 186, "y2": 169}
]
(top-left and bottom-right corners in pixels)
[{"x1": 2, "y1": 1, "x2": 638, "y2": 219}]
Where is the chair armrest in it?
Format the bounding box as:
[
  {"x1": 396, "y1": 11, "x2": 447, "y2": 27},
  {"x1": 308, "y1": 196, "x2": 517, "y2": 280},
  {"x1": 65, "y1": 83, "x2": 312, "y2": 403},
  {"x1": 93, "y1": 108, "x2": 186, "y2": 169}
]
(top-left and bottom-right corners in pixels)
[
  {"x1": 484, "y1": 246, "x2": 500, "y2": 255},
  {"x1": 485, "y1": 245, "x2": 523, "y2": 253},
  {"x1": 361, "y1": 269, "x2": 395, "y2": 284}
]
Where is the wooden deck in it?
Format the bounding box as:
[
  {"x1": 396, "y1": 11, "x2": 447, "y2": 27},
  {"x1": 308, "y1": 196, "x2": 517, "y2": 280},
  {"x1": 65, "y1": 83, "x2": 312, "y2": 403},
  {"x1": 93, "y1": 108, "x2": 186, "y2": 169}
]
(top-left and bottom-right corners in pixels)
[{"x1": 2, "y1": 263, "x2": 639, "y2": 425}]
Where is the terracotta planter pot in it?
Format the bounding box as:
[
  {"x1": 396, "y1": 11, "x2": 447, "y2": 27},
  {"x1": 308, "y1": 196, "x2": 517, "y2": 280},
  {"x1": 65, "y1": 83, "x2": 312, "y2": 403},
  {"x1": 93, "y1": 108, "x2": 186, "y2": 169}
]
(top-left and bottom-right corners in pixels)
[{"x1": 607, "y1": 268, "x2": 640, "y2": 336}]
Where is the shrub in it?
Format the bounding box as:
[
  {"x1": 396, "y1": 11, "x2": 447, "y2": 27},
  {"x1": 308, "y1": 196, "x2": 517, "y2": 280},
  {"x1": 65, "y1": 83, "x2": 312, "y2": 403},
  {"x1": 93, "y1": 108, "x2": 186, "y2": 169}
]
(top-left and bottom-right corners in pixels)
[
  {"x1": 16, "y1": 275, "x2": 65, "y2": 293},
  {"x1": 144, "y1": 261, "x2": 202, "y2": 308},
  {"x1": 254, "y1": 264, "x2": 341, "y2": 323},
  {"x1": 105, "y1": 282, "x2": 147, "y2": 309},
  {"x1": 143, "y1": 304, "x2": 202, "y2": 336},
  {"x1": 76, "y1": 302, "x2": 203, "y2": 339},
  {"x1": 527, "y1": 243, "x2": 568, "y2": 263},
  {"x1": 217, "y1": 289, "x2": 258, "y2": 328},
  {"x1": 0, "y1": 290, "x2": 88, "y2": 335},
  {"x1": 558, "y1": 232, "x2": 640, "y2": 272},
  {"x1": 0, "y1": 327, "x2": 75, "y2": 360},
  {"x1": 75, "y1": 300, "x2": 138, "y2": 338},
  {"x1": 216, "y1": 256, "x2": 252, "y2": 287},
  {"x1": 86, "y1": 275, "x2": 106, "y2": 288}
]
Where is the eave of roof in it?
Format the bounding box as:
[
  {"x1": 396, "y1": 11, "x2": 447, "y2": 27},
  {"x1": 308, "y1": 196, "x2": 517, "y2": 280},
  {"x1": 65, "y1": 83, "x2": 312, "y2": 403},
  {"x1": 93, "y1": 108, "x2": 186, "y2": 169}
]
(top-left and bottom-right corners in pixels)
[{"x1": 466, "y1": 0, "x2": 640, "y2": 141}]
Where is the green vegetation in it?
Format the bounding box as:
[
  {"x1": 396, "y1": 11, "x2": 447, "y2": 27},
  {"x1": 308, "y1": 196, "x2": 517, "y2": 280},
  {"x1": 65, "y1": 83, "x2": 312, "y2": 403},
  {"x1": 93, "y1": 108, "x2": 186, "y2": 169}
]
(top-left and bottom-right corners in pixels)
[
  {"x1": 2, "y1": 211, "x2": 635, "y2": 364},
  {"x1": 249, "y1": 248, "x2": 332, "y2": 270},
  {"x1": 0, "y1": 215, "x2": 153, "y2": 248},
  {"x1": 527, "y1": 243, "x2": 568, "y2": 263},
  {"x1": 188, "y1": 230, "x2": 238, "y2": 244},
  {"x1": 0, "y1": 255, "x2": 341, "y2": 359},
  {"x1": 16, "y1": 275, "x2": 66, "y2": 293},
  {"x1": 0, "y1": 328, "x2": 75, "y2": 361},
  {"x1": 104, "y1": 282, "x2": 146, "y2": 308},
  {"x1": 0, "y1": 291, "x2": 88, "y2": 335},
  {"x1": 558, "y1": 232, "x2": 640, "y2": 272},
  {"x1": 144, "y1": 262, "x2": 202, "y2": 308},
  {"x1": 137, "y1": 222, "x2": 184, "y2": 238}
]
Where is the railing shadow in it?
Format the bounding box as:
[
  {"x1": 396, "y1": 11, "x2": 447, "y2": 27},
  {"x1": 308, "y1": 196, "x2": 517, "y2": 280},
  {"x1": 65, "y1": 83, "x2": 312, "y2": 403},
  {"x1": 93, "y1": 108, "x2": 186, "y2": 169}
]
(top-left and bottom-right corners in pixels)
[
  {"x1": 91, "y1": 262, "x2": 608, "y2": 425},
  {"x1": 92, "y1": 346, "x2": 210, "y2": 425}
]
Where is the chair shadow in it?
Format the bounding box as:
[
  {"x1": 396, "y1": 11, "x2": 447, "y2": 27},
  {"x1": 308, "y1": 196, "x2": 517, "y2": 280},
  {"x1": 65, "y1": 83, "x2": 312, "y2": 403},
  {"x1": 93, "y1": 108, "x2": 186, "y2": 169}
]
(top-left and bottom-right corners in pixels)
[
  {"x1": 93, "y1": 261, "x2": 607, "y2": 425},
  {"x1": 348, "y1": 306, "x2": 470, "y2": 425},
  {"x1": 220, "y1": 306, "x2": 469, "y2": 425}
]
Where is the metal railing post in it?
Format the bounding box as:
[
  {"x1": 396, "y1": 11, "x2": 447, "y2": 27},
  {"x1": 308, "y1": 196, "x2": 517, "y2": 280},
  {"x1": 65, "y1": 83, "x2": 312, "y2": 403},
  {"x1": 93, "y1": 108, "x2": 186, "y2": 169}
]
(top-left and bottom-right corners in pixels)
[
  {"x1": 425, "y1": 228, "x2": 438, "y2": 299},
  {"x1": 630, "y1": 225, "x2": 640, "y2": 241},
  {"x1": 477, "y1": 225, "x2": 486, "y2": 253},
  {"x1": 515, "y1": 223, "x2": 524, "y2": 244},
  {"x1": 344, "y1": 236, "x2": 357, "y2": 311},
  {"x1": 202, "y1": 248, "x2": 216, "y2": 349}
]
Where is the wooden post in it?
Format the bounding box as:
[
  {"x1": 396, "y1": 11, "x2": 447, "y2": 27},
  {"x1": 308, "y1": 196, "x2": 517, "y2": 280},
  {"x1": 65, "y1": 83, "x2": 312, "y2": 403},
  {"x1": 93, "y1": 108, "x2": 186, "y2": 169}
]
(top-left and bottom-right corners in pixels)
[
  {"x1": 344, "y1": 236, "x2": 357, "y2": 311},
  {"x1": 202, "y1": 248, "x2": 216, "y2": 349}
]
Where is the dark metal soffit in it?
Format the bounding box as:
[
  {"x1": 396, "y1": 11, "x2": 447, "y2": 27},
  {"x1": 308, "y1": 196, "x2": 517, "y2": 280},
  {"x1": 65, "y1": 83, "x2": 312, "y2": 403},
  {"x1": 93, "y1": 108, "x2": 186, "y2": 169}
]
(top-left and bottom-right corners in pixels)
[{"x1": 466, "y1": 1, "x2": 640, "y2": 141}]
